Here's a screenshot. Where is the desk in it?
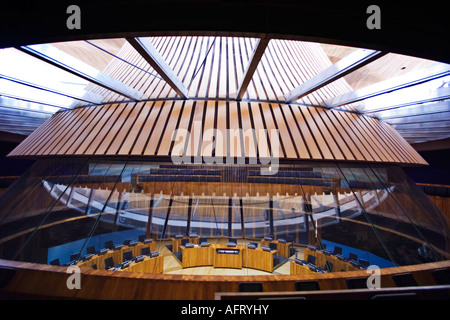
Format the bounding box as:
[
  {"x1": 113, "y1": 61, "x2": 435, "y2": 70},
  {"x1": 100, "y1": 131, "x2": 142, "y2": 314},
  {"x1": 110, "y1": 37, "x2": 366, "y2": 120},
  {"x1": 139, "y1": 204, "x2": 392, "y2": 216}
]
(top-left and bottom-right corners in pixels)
[
  {"x1": 303, "y1": 247, "x2": 359, "y2": 272},
  {"x1": 260, "y1": 239, "x2": 292, "y2": 258},
  {"x1": 189, "y1": 235, "x2": 199, "y2": 244},
  {"x1": 242, "y1": 247, "x2": 276, "y2": 273},
  {"x1": 118, "y1": 255, "x2": 164, "y2": 273},
  {"x1": 213, "y1": 245, "x2": 244, "y2": 269},
  {"x1": 303, "y1": 246, "x2": 318, "y2": 263},
  {"x1": 180, "y1": 245, "x2": 214, "y2": 268},
  {"x1": 290, "y1": 261, "x2": 315, "y2": 275},
  {"x1": 274, "y1": 241, "x2": 293, "y2": 258},
  {"x1": 77, "y1": 241, "x2": 157, "y2": 270},
  {"x1": 179, "y1": 244, "x2": 276, "y2": 273}
]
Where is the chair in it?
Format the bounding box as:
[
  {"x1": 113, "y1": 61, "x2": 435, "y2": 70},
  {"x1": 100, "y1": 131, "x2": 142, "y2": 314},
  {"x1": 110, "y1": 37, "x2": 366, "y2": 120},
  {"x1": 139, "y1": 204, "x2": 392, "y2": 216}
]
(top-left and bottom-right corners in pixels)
[
  {"x1": 348, "y1": 253, "x2": 358, "y2": 262},
  {"x1": 49, "y1": 258, "x2": 60, "y2": 266},
  {"x1": 333, "y1": 246, "x2": 342, "y2": 255},
  {"x1": 359, "y1": 259, "x2": 370, "y2": 269},
  {"x1": 199, "y1": 237, "x2": 208, "y2": 244},
  {"x1": 70, "y1": 253, "x2": 79, "y2": 262},
  {"x1": 86, "y1": 246, "x2": 96, "y2": 255},
  {"x1": 346, "y1": 277, "x2": 369, "y2": 289},
  {"x1": 392, "y1": 273, "x2": 418, "y2": 287},
  {"x1": 227, "y1": 237, "x2": 237, "y2": 247},
  {"x1": 123, "y1": 240, "x2": 131, "y2": 246},
  {"x1": 180, "y1": 238, "x2": 189, "y2": 246},
  {"x1": 104, "y1": 240, "x2": 114, "y2": 250},
  {"x1": 104, "y1": 257, "x2": 115, "y2": 270},
  {"x1": 138, "y1": 234, "x2": 146, "y2": 242},
  {"x1": 269, "y1": 242, "x2": 277, "y2": 251},
  {"x1": 141, "y1": 246, "x2": 151, "y2": 256},
  {"x1": 295, "y1": 280, "x2": 320, "y2": 291},
  {"x1": 238, "y1": 282, "x2": 263, "y2": 292},
  {"x1": 324, "y1": 260, "x2": 334, "y2": 272},
  {"x1": 123, "y1": 250, "x2": 133, "y2": 262},
  {"x1": 306, "y1": 254, "x2": 316, "y2": 266}
]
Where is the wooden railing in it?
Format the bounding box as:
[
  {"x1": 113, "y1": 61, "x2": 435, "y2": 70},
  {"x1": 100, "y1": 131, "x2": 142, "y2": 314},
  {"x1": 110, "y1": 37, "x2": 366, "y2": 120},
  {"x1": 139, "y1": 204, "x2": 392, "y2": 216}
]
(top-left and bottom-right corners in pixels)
[{"x1": 0, "y1": 258, "x2": 448, "y2": 300}]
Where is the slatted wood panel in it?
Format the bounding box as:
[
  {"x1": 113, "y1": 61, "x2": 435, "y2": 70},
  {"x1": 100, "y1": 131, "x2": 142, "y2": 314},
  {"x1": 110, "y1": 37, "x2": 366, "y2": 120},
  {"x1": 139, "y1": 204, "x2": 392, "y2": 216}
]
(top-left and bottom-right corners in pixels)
[
  {"x1": 82, "y1": 37, "x2": 354, "y2": 105},
  {"x1": 8, "y1": 36, "x2": 426, "y2": 164},
  {"x1": 8, "y1": 100, "x2": 427, "y2": 165}
]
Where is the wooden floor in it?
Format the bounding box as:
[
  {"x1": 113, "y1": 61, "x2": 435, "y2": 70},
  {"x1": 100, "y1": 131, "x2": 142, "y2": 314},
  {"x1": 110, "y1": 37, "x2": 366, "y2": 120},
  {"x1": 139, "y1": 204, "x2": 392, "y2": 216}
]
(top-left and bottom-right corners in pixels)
[{"x1": 155, "y1": 238, "x2": 301, "y2": 276}]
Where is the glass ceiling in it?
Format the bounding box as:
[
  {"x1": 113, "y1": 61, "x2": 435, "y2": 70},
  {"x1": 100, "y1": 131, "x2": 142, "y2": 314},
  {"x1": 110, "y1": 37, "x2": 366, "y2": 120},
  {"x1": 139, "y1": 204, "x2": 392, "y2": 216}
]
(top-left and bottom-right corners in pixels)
[{"x1": 0, "y1": 37, "x2": 449, "y2": 144}]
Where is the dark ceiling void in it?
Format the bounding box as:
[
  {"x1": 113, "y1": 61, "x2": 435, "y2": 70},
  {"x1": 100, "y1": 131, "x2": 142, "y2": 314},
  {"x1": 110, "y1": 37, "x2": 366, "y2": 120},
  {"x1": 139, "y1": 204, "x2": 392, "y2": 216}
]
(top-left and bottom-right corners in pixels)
[{"x1": 0, "y1": 1, "x2": 449, "y2": 64}]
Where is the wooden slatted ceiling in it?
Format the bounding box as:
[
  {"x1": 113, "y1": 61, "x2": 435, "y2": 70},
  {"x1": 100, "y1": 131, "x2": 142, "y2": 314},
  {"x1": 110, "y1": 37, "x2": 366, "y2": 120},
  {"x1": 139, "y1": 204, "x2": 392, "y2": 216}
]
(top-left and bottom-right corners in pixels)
[
  {"x1": 83, "y1": 37, "x2": 354, "y2": 105},
  {"x1": 8, "y1": 100, "x2": 427, "y2": 165}
]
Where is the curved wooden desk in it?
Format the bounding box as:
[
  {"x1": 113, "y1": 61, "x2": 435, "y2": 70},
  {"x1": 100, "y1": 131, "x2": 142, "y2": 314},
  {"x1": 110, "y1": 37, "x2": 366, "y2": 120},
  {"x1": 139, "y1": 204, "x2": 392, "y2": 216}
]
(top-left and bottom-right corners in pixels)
[
  {"x1": 290, "y1": 261, "x2": 315, "y2": 274},
  {"x1": 77, "y1": 241, "x2": 157, "y2": 270},
  {"x1": 171, "y1": 236, "x2": 200, "y2": 253},
  {"x1": 180, "y1": 245, "x2": 214, "y2": 268},
  {"x1": 260, "y1": 239, "x2": 292, "y2": 258},
  {"x1": 303, "y1": 247, "x2": 359, "y2": 273},
  {"x1": 213, "y1": 245, "x2": 244, "y2": 269},
  {"x1": 180, "y1": 244, "x2": 276, "y2": 272},
  {"x1": 242, "y1": 247, "x2": 276, "y2": 273},
  {"x1": 117, "y1": 256, "x2": 164, "y2": 274}
]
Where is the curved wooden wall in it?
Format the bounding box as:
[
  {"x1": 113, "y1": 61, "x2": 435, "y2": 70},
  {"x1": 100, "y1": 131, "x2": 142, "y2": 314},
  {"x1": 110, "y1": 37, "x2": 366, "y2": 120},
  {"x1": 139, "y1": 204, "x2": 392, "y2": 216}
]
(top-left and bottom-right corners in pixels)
[
  {"x1": 0, "y1": 258, "x2": 448, "y2": 300},
  {"x1": 9, "y1": 100, "x2": 426, "y2": 164}
]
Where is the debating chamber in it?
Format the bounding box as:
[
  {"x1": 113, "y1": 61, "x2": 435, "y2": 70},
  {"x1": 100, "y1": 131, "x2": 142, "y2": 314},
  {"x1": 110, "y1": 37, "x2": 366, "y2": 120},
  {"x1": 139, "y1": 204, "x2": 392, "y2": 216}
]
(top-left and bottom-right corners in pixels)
[{"x1": 0, "y1": 1, "x2": 449, "y2": 302}]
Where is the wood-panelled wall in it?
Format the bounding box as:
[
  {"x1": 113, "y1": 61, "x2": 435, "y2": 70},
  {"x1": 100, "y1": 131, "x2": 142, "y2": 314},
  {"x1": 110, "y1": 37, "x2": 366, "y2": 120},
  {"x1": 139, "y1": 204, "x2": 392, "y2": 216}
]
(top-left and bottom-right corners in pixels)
[{"x1": 9, "y1": 100, "x2": 426, "y2": 165}]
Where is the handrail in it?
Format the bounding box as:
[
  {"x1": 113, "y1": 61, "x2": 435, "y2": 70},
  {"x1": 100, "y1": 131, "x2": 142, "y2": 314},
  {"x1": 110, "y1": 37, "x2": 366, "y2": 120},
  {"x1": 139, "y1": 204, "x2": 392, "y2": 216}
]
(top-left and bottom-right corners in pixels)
[{"x1": 0, "y1": 258, "x2": 448, "y2": 300}]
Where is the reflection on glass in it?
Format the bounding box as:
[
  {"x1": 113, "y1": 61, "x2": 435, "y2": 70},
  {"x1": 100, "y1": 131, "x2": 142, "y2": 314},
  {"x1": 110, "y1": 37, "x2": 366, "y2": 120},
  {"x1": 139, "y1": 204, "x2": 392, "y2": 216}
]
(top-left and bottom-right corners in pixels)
[{"x1": 0, "y1": 159, "x2": 448, "y2": 271}]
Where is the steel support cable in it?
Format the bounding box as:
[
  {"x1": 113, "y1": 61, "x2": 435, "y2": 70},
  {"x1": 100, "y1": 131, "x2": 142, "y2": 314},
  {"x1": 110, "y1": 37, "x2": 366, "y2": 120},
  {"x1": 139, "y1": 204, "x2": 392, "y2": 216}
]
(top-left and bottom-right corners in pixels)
[
  {"x1": 336, "y1": 163, "x2": 398, "y2": 266},
  {"x1": 0, "y1": 158, "x2": 66, "y2": 226},
  {"x1": 368, "y1": 165, "x2": 442, "y2": 261},
  {"x1": 77, "y1": 161, "x2": 129, "y2": 259},
  {"x1": 12, "y1": 157, "x2": 91, "y2": 261}
]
